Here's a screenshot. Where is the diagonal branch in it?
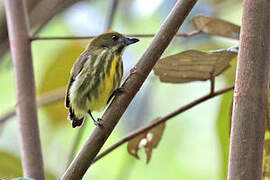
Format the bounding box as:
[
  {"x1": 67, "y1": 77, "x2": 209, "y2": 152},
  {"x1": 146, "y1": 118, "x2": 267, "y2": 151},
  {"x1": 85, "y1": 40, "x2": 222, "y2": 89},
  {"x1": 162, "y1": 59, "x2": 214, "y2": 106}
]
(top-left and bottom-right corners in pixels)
[
  {"x1": 93, "y1": 85, "x2": 234, "y2": 163},
  {"x1": 4, "y1": 0, "x2": 45, "y2": 179},
  {"x1": 60, "y1": 0, "x2": 198, "y2": 179}
]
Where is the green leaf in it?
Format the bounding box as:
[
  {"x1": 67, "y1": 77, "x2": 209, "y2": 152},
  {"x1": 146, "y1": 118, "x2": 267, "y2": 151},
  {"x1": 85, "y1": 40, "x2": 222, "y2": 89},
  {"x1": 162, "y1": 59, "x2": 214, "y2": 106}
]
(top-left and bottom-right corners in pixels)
[{"x1": 216, "y1": 91, "x2": 233, "y2": 180}]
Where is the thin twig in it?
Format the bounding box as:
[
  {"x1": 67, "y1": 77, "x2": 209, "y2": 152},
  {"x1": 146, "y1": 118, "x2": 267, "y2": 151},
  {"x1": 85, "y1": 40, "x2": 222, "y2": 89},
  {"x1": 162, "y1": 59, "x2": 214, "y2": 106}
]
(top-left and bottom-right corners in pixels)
[
  {"x1": 210, "y1": 75, "x2": 215, "y2": 95},
  {"x1": 37, "y1": 87, "x2": 65, "y2": 107},
  {"x1": 93, "y1": 85, "x2": 234, "y2": 163},
  {"x1": 104, "y1": 0, "x2": 119, "y2": 31},
  {"x1": 0, "y1": 0, "x2": 82, "y2": 63},
  {"x1": 0, "y1": 87, "x2": 65, "y2": 123},
  {"x1": 60, "y1": 1, "x2": 198, "y2": 179},
  {"x1": 4, "y1": 0, "x2": 45, "y2": 179},
  {"x1": 30, "y1": 0, "x2": 81, "y2": 36},
  {"x1": 0, "y1": 111, "x2": 16, "y2": 124},
  {"x1": 30, "y1": 31, "x2": 201, "y2": 41}
]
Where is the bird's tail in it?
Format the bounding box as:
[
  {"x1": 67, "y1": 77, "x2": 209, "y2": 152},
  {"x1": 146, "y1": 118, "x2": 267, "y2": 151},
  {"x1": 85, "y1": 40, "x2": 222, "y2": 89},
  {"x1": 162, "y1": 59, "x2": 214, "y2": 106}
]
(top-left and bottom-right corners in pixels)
[{"x1": 68, "y1": 107, "x2": 84, "y2": 128}]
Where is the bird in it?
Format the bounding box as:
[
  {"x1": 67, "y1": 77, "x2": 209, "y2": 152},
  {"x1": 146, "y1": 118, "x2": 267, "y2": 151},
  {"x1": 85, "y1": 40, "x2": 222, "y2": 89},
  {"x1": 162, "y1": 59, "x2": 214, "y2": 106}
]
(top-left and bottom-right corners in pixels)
[{"x1": 65, "y1": 31, "x2": 139, "y2": 128}]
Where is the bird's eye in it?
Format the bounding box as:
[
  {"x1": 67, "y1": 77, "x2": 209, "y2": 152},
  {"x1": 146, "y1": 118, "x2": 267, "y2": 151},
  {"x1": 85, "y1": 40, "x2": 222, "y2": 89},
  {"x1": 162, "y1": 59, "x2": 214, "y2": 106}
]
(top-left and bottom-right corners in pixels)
[{"x1": 111, "y1": 35, "x2": 119, "y2": 41}]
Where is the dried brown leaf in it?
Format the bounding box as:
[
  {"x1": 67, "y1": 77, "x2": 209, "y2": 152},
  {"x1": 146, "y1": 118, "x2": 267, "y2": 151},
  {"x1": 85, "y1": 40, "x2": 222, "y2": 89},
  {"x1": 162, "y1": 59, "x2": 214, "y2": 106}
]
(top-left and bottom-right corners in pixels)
[
  {"x1": 191, "y1": 16, "x2": 240, "y2": 39},
  {"x1": 145, "y1": 121, "x2": 166, "y2": 163},
  {"x1": 127, "y1": 120, "x2": 166, "y2": 163},
  {"x1": 127, "y1": 133, "x2": 145, "y2": 159},
  {"x1": 153, "y1": 50, "x2": 237, "y2": 83}
]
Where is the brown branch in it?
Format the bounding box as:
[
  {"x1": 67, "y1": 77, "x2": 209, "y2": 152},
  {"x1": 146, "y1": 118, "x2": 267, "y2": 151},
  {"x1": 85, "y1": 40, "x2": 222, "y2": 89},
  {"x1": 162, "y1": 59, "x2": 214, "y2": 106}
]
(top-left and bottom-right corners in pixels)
[
  {"x1": 3, "y1": 0, "x2": 45, "y2": 179},
  {"x1": 60, "y1": 0, "x2": 198, "y2": 179},
  {"x1": 93, "y1": 85, "x2": 234, "y2": 163},
  {"x1": 104, "y1": 0, "x2": 119, "y2": 31},
  {"x1": 36, "y1": 87, "x2": 65, "y2": 107},
  {"x1": 0, "y1": 0, "x2": 38, "y2": 61},
  {"x1": 0, "y1": 3, "x2": 9, "y2": 58},
  {"x1": 0, "y1": 87, "x2": 65, "y2": 124},
  {"x1": 0, "y1": 111, "x2": 16, "y2": 124},
  {"x1": 0, "y1": 0, "x2": 83, "y2": 62},
  {"x1": 210, "y1": 76, "x2": 215, "y2": 95},
  {"x1": 30, "y1": 0, "x2": 82, "y2": 36},
  {"x1": 228, "y1": 0, "x2": 270, "y2": 179},
  {"x1": 30, "y1": 30, "x2": 201, "y2": 41}
]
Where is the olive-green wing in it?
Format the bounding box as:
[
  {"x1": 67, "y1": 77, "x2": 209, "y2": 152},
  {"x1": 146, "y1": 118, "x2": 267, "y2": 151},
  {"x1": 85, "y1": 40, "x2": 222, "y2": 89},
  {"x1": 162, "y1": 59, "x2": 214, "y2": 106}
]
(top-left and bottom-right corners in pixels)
[{"x1": 65, "y1": 52, "x2": 90, "y2": 108}]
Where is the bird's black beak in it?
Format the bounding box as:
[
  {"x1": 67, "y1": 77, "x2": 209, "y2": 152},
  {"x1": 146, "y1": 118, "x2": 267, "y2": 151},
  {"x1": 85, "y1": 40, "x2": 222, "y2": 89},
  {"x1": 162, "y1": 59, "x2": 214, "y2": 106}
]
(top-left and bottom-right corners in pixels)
[{"x1": 125, "y1": 37, "x2": 139, "y2": 46}]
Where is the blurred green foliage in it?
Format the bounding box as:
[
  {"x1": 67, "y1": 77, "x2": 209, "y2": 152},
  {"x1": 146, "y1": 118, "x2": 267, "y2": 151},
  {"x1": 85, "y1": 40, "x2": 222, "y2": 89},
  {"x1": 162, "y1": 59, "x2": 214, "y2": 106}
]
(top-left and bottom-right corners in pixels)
[
  {"x1": 0, "y1": 151, "x2": 22, "y2": 179},
  {"x1": 0, "y1": 151, "x2": 56, "y2": 180}
]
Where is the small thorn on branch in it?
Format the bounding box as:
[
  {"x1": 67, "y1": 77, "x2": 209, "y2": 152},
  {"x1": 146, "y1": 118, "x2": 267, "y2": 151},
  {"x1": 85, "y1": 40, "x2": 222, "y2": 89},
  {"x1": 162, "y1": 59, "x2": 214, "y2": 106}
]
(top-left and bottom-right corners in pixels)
[{"x1": 129, "y1": 66, "x2": 145, "y2": 77}]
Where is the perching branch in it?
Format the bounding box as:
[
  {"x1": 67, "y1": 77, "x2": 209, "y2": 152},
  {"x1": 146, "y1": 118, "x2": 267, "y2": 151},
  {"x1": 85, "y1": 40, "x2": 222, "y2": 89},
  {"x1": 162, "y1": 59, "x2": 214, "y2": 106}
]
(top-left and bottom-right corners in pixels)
[
  {"x1": 60, "y1": 0, "x2": 198, "y2": 179},
  {"x1": 4, "y1": 0, "x2": 45, "y2": 179},
  {"x1": 30, "y1": 31, "x2": 201, "y2": 41},
  {"x1": 93, "y1": 85, "x2": 234, "y2": 163},
  {"x1": 228, "y1": 0, "x2": 270, "y2": 179}
]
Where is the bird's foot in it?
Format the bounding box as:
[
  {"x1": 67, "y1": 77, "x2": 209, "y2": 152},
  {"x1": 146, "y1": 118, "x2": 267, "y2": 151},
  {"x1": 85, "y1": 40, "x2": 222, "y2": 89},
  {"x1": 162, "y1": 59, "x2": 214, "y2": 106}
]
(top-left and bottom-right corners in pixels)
[
  {"x1": 93, "y1": 118, "x2": 103, "y2": 127},
  {"x1": 88, "y1": 110, "x2": 103, "y2": 127}
]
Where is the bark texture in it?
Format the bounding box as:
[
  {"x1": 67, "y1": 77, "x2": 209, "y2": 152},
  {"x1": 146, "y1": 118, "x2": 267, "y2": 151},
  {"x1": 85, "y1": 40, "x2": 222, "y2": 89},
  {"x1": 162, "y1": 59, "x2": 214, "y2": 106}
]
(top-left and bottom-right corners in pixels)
[
  {"x1": 228, "y1": 0, "x2": 270, "y2": 179},
  {"x1": 4, "y1": 0, "x2": 45, "y2": 179}
]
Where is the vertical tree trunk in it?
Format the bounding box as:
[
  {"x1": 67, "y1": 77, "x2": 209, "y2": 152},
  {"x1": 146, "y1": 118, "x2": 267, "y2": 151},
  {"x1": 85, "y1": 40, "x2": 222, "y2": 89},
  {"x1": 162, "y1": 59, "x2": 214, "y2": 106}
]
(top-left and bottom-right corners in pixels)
[
  {"x1": 4, "y1": 0, "x2": 45, "y2": 179},
  {"x1": 228, "y1": 0, "x2": 270, "y2": 179}
]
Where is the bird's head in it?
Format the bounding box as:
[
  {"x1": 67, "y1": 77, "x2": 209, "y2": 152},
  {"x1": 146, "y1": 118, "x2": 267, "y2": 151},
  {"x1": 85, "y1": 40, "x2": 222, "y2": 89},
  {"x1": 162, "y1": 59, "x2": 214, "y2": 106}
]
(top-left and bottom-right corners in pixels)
[{"x1": 88, "y1": 31, "x2": 139, "y2": 54}]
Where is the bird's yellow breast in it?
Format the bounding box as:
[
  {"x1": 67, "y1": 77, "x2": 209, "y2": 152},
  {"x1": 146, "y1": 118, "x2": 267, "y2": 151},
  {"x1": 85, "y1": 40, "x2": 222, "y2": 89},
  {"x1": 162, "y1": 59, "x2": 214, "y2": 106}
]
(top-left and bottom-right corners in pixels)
[{"x1": 87, "y1": 56, "x2": 121, "y2": 111}]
